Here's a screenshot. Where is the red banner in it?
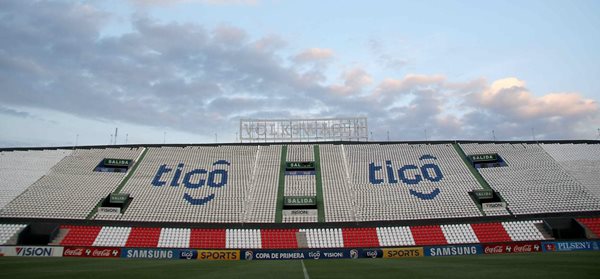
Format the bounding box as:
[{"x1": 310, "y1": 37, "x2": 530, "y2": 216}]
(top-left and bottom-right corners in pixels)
[
  {"x1": 483, "y1": 242, "x2": 542, "y2": 254},
  {"x1": 63, "y1": 247, "x2": 121, "y2": 258}
]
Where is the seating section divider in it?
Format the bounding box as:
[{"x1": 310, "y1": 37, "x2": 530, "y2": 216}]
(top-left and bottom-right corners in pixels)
[{"x1": 44, "y1": 218, "x2": 582, "y2": 249}]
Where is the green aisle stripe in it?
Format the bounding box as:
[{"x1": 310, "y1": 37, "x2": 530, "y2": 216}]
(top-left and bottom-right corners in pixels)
[
  {"x1": 452, "y1": 143, "x2": 492, "y2": 190},
  {"x1": 313, "y1": 145, "x2": 325, "y2": 222},
  {"x1": 453, "y1": 143, "x2": 508, "y2": 210},
  {"x1": 86, "y1": 147, "x2": 148, "y2": 219},
  {"x1": 275, "y1": 145, "x2": 287, "y2": 223},
  {"x1": 114, "y1": 147, "x2": 148, "y2": 194},
  {"x1": 85, "y1": 199, "x2": 105, "y2": 220}
]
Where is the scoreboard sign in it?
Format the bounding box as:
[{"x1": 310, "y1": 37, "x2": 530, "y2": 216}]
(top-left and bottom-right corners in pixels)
[
  {"x1": 103, "y1": 158, "x2": 133, "y2": 167},
  {"x1": 239, "y1": 117, "x2": 368, "y2": 142},
  {"x1": 284, "y1": 196, "x2": 317, "y2": 207},
  {"x1": 110, "y1": 193, "x2": 129, "y2": 204},
  {"x1": 468, "y1": 154, "x2": 499, "y2": 163}
]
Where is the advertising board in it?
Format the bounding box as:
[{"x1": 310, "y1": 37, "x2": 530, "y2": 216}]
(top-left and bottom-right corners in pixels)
[
  {"x1": 424, "y1": 245, "x2": 482, "y2": 257},
  {"x1": 197, "y1": 250, "x2": 240, "y2": 260},
  {"x1": 121, "y1": 248, "x2": 177, "y2": 259},
  {"x1": 382, "y1": 247, "x2": 424, "y2": 258},
  {"x1": 242, "y1": 249, "x2": 353, "y2": 260},
  {"x1": 1, "y1": 246, "x2": 64, "y2": 257},
  {"x1": 63, "y1": 247, "x2": 120, "y2": 258},
  {"x1": 542, "y1": 241, "x2": 600, "y2": 252},
  {"x1": 483, "y1": 242, "x2": 542, "y2": 254}
]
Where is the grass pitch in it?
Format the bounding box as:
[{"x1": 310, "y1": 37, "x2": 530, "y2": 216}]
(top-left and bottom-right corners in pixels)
[{"x1": 1, "y1": 252, "x2": 599, "y2": 279}]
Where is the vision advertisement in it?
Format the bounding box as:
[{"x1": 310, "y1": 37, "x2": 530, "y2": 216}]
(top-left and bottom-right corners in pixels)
[{"x1": 0, "y1": 246, "x2": 64, "y2": 257}]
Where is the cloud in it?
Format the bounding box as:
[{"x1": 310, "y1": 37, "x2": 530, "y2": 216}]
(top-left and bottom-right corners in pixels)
[
  {"x1": 375, "y1": 74, "x2": 446, "y2": 96},
  {"x1": 329, "y1": 68, "x2": 373, "y2": 96},
  {"x1": 0, "y1": 106, "x2": 31, "y2": 118},
  {"x1": 129, "y1": 0, "x2": 258, "y2": 6},
  {"x1": 0, "y1": 0, "x2": 598, "y2": 145},
  {"x1": 213, "y1": 24, "x2": 248, "y2": 46},
  {"x1": 293, "y1": 48, "x2": 334, "y2": 63},
  {"x1": 368, "y1": 39, "x2": 407, "y2": 70},
  {"x1": 475, "y1": 77, "x2": 598, "y2": 119}
]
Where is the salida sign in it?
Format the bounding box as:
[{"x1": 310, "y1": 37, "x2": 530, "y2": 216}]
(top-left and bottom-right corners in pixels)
[
  {"x1": 369, "y1": 154, "x2": 444, "y2": 200},
  {"x1": 63, "y1": 247, "x2": 121, "y2": 258},
  {"x1": 151, "y1": 160, "x2": 230, "y2": 205}
]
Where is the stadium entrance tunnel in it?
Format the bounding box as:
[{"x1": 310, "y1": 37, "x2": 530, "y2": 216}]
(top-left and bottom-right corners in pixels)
[
  {"x1": 545, "y1": 218, "x2": 589, "y2": 239},
  {"x1": 468, "y1": 153, "x2": 508, "y2": 169},
  {"x1": 98, "y1": 193, "x2": 132, "y2": 214},
  {"x1": 466, "y1": 189, "x2": 512, "y2": 216},
  {"x1": 17, "y1": 223, "x2": 59, "y2": 245},
  {"x1": 93, "y1": 158, "x2": 133, "y2": 173}
]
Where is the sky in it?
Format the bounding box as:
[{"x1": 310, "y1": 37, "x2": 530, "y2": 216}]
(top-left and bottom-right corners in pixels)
[{"x1": 1, "y1": 0, "x2": 599, "y2": 147}]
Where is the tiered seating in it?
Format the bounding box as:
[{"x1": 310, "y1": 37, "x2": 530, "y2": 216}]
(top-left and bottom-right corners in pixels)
[
  {"x1": 542, "y1": 143, "x2": 600, "y2": 200},
  {"x1": 287, "y1": 145, "x2": 314, "y2": 162},
  {"x1": 578, "y1": 218, "x2": 600, "y2": 236},
  {"x1": 93, "y1": 226, "x2": 131, "y2": 247},
  {"x1": 281, "y1": 215, "x2": 319, "y2": 223},
  {"x1": 483, "y1": 206, "x2": 511, "y2": 216},
  {"x1": 502, "y1": 220, "x2": 546, "y2": 241},
  {"x1": 190, "y1": 229, "x2": 226, "y2": 248},
  {"x1": 440, "y1": 224, "x2": 478, "y2": 244},
  {"x1": 60, "y1": 226, "x2": 102, "y2": 246},
  {"x1": 320, "y1": 144, "x2": 355, "y2": 222},
  {"x1": 461, "y1": 143, "x2": 600, "y2": 215},
  {"x1": 342, "y1": 227, "x2": 379, "y2": 248},
  {"x1": 283, "y1": 145, "x2": 317, "y2": 223},
  {"x1": 410, "y1": 225, "x2": 448, "y2": 246},
  {"x1": 0, "y1": 150, "x2": 71, "y2": 209},
  {"x1": 125, "y1": 227, "x2": 161, "y2": 247},
  {"x1": 0, "y1": 224, "x2": 27, "y2": 245},
  {"x1": 470, "y1": 223, "x2": 512, "y2": 243},
  {"x1": 284, "y1": 176, "x2": 316, "y2": 197},
  {"x1": 115, "y1": 146, "x2": 255, "y2": 223},
  {"x1": 346, "y1": 144, "x2": 483, "y2": 221},
  {"x1": 157, "y1": 228, "x2": 190, "y2": 248},
  {"x1": 226, "y1": 229, "x2": 262, "y2": 249},
  {"x1": 0, "y1": 148, "x2": 141, "y2": 219},
  {"x1": 300, "y1": 228, "x2": 344, "y2": 248},
  {"x1": 2, "y1": 142, "x2": 599, "y2": 235},
  {"x1": 245, "y1": 145, "x2": 281, "y2": 223},
  {"x1": 261, "y1": 229, "x2": 298, "y2": 249},
  {"x1": 7, "y1": 218, "x2": 573, "y2": 249},
  {"x1": 376, "y1": 226, "x2": 415, "y2": 247}
]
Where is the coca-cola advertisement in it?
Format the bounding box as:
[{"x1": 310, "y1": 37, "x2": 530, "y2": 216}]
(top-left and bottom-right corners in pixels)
[
  {"x1": 63, "y1": 247, "x2": 121, "y2": 258},
  {"x1": 483, "y1": 242, "x2": 542, "y2": 254}
]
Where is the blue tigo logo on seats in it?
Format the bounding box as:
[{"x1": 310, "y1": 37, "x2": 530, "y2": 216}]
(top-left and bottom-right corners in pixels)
[
  {"x1": 151, "y1": 160, "x2": 230, "y2": 205},
  {"x1": 368, "y1": 154, "x2": 443, "y2": 200}
]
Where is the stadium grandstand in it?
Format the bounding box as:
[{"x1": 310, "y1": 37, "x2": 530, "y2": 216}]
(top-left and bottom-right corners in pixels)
[{"x1": 1, "y1": 139, "x2": 600, "y2": 253}]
